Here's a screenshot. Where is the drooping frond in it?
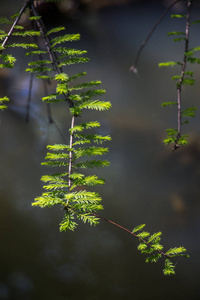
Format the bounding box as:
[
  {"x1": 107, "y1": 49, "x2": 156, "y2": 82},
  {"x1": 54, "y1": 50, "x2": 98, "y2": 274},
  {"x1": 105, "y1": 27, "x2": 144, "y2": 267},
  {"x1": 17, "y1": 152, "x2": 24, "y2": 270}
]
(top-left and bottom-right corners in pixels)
[
  {"x1": 29, "y1": 10, "x2": 111, "y2": 226},
  {"x1": 51, "y1": 33, "x2": 81, "y2": 47},
  {"x1": 0, "y1": 96, "x2": 9, "y2": 110},
  {"x1": 0, "y1": 54, "x2": 16, "y2": 68},
  {"x1": 131, "y1": 222, "x2": 189, "y2": 275}
]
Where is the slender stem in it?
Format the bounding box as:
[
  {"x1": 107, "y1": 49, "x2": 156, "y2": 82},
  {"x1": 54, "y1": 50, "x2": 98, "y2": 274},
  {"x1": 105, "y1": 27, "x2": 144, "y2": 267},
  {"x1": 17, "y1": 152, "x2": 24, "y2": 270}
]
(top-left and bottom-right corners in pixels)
[
  {"x1": 68, "y1": 115, "x2": 75, "y2": 194},
  {"x1": 174, "y1": 0, "x2": 192, "y2": 150},
  {"x1": 68, "y1": 207, "x2": 168, "y2": 258},
  {"x1": 31, "y1": 2, "x2": 76, "y2": 195},
  {"x1": 30, "y1": 16, "x2": 53, "y2": 123},
  {"x1": 30, "y1": 3, "x2": 74, "y2": 108},
  {"x1": 1, "y1": 0, "x2": 33, "y2": 51},
  {"x1": 91, "y1": 212, "x2": 168, "y2": 257},
  {"x1": 130, "y1": 0, "x2": 181, "y2": 72},
  {"x1": 30, "y1": 4, "x2": 59, "y2": 72}
]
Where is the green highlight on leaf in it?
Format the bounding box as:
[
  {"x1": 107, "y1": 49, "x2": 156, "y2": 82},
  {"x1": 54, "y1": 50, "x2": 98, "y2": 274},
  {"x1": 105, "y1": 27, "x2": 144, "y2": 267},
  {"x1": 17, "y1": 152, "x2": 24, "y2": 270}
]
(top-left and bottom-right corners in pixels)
[
  {"x1": 181, "y1": 107, "x2": 197, "y2": 118},
  {"x1": 46, "y1": 26, "x2": 65, "y2": 36},
  {"x1": 190, "y1": 19, "x2": 200, "y2": 25},
  {"x1": 146, "y1": 254, "x2": 162, "y2": 263},
  {"x1": 51, "y1": 33, "x2": 80, "y2": 47},
  {"x1": 161, "y1": 102, "x2": 177, "y2": 107},
  {"x1": 158, "y1": 61, "x2": 181, "y2": 67},
  {"x1": 167, "y1": 31, "x2": 185, "y2": 36},
  {"x1": 55, "y1": 73, "x2": 69, "y2": 82},
  {"x1": 182, "y1": 78, "x2": 195, "y2": 86},
  {"x1": 165, "y1": 246, "x2": 189, "y2": 258},
  {"x1": 0, "y1": 96, "x2": 9, "y2": 111},
  {"x1": 163, "y1": 259, "x2": 175, "y2": 275},
  {"x1": 148, "y1": 232, "x2": 162, "y2": 243},
  {"x1": 163, "y1": 127, "x2": 189, "y2": 146},
  {"x1": 171, "y1": 14, "x2": 187, "y2": 18},
  {"x1": 173, "y1": 37, "x2": 186, "y2": 42},
  {"x1": 7, "y1": 43, "x2": 38, "y2": 49},
  {"x1": 0, "y1": 54, "x2": 16, "y2": 68},
  {"x1": 12, "y1": 30, "x2": 41, "y2": 37},
  {"x1": 132, "y1": 224, "x2": 146, "y2": 233},
  {"x1": 29, "y1": 16, "x2": 42, "y2": 21}
]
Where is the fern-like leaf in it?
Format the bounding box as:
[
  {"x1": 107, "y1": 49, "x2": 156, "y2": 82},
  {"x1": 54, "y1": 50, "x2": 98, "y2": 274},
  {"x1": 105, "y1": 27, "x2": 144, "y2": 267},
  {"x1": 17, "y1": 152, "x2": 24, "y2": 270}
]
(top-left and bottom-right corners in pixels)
[{"x1": 163, "y1": 259, "x2": 175, "y2": 275}]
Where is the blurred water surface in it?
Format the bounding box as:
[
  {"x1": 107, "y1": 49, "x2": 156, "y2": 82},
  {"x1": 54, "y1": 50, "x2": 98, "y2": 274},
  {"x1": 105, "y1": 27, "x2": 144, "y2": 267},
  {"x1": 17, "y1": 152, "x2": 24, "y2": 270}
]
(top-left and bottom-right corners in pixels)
[{"x1": 1, "y1": 1, "x2": 200, "y2": 299}]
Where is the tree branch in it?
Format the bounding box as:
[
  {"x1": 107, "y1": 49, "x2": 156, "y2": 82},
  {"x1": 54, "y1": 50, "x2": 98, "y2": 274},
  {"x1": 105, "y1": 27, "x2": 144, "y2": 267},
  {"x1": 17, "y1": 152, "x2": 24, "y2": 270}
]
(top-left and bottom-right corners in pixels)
[
  {"x1": 30, "y1": 2, "x2": 74, "y2": 108},
  {"x1": 173, "y1": 0, "x2": 192, "y2": 151},
  {"x1": 68, "y1": 115, "x2": 75, "y2": 195},
  {"x1": 1, "y1": 0, "x2": 33, "y2": 51},
  {"x1": 130, "y1": 0, "x2": 181, "y2": 73},
  {"x1": 67, "y1": 206, "x2": 169, "y2": 258}
]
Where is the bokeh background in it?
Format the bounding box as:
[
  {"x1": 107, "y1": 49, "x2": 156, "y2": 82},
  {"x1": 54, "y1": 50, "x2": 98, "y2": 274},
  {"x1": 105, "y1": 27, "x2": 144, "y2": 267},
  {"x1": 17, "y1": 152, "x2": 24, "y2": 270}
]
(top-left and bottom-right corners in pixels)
[{"x1": 1, "y1": 0, "x2": 200, "y2": 299}]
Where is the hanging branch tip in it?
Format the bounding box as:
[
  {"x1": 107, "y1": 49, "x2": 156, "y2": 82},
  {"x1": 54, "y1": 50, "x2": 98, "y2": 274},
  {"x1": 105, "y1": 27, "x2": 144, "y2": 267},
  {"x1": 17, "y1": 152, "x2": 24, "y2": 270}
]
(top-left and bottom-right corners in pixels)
[{"x1": 129, "y1": 65, "x2": 138, "y2": 74}]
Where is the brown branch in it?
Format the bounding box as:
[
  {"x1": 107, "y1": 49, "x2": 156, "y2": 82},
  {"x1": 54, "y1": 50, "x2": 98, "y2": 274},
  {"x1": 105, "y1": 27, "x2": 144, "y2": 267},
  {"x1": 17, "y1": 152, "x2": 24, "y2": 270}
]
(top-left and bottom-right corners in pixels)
[
  {"x1": 130, "y1": 0, "x2": 181, "y2": 73},
  {"x1": 173, "y1": 0, "x2": 192, "y2": 151},
  {"x1": 67, "y1": 206, "x2": 169, "y2": 258},
  {"x1": 91, "y1": 211, "x2": 168, "y2": 257},
  {"x1": 0, "y1": 0, "x2": 34, "y2": 51},
  {"x1": 30, "y1": 3, "x2": 77, "y2": 195},
  {"x1": 30, "y1": 3, "x2": 74, "y2": 108}
]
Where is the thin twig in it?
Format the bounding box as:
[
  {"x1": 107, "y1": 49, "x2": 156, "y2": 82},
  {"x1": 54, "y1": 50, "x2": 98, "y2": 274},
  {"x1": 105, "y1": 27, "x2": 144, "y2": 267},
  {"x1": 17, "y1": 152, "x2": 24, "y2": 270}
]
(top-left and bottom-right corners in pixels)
[
  {"x1": 29, "y1": 15, "x2": 54, "y2": 123},
  {"x1": 68, "y1": 115, "x2": 75, "y2": 196},
  {"x1": 30, "y1": 3, "x2": 59, "y2": 72},
  {"x1": 130, "y1": 0, "x2": 181, "y2": 73},
  {"x1": 1, "y1": 0, "x2": 33, "y2": 51},
  {"x1": 67, "y1": 207, "x2": 169, "y2": 258},
  {"x1": 91, "y1": 212, "x2": 168, "y2": 257},
  {"x1": 30, "y1": 3, "x2": 74, "y2": 108},
  {"x1": 31, "y1": 3, "x2": 76, "y2": 188},
  {"x1": 173, "y1": 0, "x2": 192, "y2": 151}
]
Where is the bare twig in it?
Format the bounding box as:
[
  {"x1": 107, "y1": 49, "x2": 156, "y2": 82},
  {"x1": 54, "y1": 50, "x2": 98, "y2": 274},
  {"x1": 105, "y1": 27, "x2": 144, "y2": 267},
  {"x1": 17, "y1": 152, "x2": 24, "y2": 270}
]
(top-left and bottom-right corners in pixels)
[
  {"x1": 130, "y1": 0, "x2": 181, "y2": 73},
  {"x1": 67, "y1": 207, "x2": 169, "y2": 258},
  {"x1": 1, "y1": 0, "x2": 33, "y2": 51}
]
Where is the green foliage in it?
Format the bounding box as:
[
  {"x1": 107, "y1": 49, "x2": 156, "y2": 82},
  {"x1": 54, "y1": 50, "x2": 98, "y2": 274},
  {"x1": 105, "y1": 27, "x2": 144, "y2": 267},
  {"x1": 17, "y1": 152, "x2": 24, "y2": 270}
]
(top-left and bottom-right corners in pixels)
[
  {"x1": 167, "y1": 31, "x2": 185, "y2": 36},
  {"x1": 181, "y1": 107, "x2": 197, "y2": 118},
  {"x1": 0, "y1": 0, "x2": 111, "y2": 230},
  {"x1": 0, "y1": 54, "x2": 16, "y2": 68},
  {"x1": 171, "y1": 14, "x2": 186, "y2": 18},
  {"x1": 160, "y1": 5, "x2": 199, "y2": 149},
  {"x1": 165, "y1": 247, "x2": 189, "y2": 258},
  {"x1": 163, "y1": 259, "x2": 175, "y2": 275},
  {"x1": 132, "y1": 224, "x2": 146, "y2": 233},
  {"x1": 158, "y1": 61, "x2": 181, "y2": 67},
  {"x1": 161, "y1": 102, "x2": 177, "y2": 107},
  {"x1": 163, "y1": 129, "x2": 188, "y2": 146},
  {"x1": 132, "y1": 224, "x2": 188, "y2": 275},
  {"x1": 17, "y1": 8, "x2": 112, "y2": 230},
  {"x1": 0, "y1": 96, "x2": 9, "y2": 111},
  {"x1": 0, "y1": 0, "x2": 189, "y2": 276},
  {"x1": 0, "y1": 17, "x2": 11, "y2": 24},
  {"x1": 12, "y1": 30, "x2": 40, "y2": 37}
]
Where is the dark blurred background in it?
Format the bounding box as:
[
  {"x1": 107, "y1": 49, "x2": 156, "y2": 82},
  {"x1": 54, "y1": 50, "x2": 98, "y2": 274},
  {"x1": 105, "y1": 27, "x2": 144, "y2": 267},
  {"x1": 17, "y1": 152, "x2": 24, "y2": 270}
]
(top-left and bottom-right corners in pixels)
[{"x1": 1, "y1": 0, "x2": 200, "y2": 299}]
